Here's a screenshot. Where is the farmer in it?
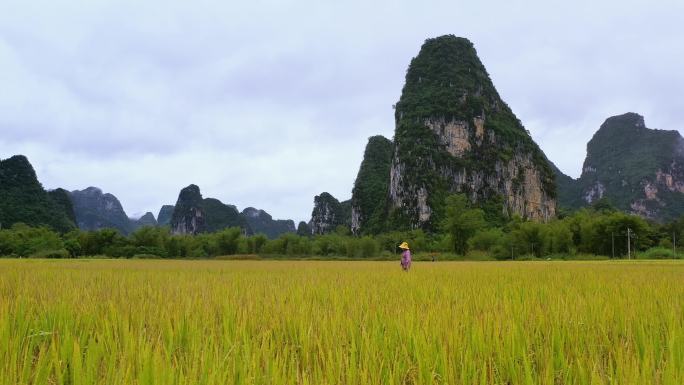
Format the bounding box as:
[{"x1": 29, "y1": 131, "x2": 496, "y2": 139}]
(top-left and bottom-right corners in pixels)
[{"x1": 399, "y1": 242, "x2": 411, "y2": 271}]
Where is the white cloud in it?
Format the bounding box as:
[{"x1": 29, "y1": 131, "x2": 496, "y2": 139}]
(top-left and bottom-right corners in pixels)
[{"x1": 1, "y1": 0, "x2": 683, "y2": 219}]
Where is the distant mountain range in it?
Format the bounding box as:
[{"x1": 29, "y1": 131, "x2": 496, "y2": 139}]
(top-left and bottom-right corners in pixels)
[{"x1": 0, "y1": 158, "x2": 297, "y2": 238}]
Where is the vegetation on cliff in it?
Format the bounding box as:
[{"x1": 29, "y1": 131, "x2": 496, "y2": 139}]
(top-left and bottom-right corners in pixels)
[
  {"x1": 310, "y1": 193, "x2": 351, "y2": 235},
  {"x1": 556, "y1": 113, "x2": 684, "y2": 221},
  {"x1": 157, "y1": 205, "x2": 175, "y2": 226},
  {"x1": 390, "y1": 35, "x2": 556, "y2": 230},
  {"x1": 170, "y1": 185, "x2": 250, "y2": 235},
  {"x1": 47, "y1": 188, "x2": 77, "y2": 225},
  {"x1": 350, "y1": 136, "x2": 393, "y2": 235},
  {"x1": 0, "y1": 155, "x2": 75, "y2": 233}
]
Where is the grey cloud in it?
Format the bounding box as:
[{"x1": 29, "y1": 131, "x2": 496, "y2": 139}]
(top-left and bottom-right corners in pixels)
[{"x1": 1, "y1": 0, "x2": 683, "y2": 219}]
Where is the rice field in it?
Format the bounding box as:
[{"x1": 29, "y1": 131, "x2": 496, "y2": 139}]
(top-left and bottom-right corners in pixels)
[{"x1": 0, "y1": 259, "x2": 683, "y2": 385}]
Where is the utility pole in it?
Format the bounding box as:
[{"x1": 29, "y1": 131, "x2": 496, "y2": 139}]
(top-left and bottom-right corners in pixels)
[
  {"x1": 674, "y1": 231, "x2": 677, "y2": 258},
  {"x1": 611, "y1": 232, "x2": 615, "y2": 259},
  {"x1": 627, "y1": 228, "x2": 631, "y2": 260}
]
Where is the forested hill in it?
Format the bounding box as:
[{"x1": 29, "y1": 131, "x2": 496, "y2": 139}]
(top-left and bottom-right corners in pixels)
[
  {"x1": 387, "y1": 35, "x2": 557, "y2": 230},
  {"x1": 555, "y1": 113, "x2": 684, "y2": 221},
  {"x1": 0, "y1": 155, "x2": 75, "y2": 232}
]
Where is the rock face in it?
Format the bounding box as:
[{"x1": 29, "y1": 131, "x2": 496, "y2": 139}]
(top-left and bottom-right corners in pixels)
[
  {"x1": 132, "y1": 212, "x2": 158, "y2": 229},
  {"x1": 0, "y1": 155, "x2": 75, "y2": 232},
  {"x1": 350, "y1": 136, "x2": 393, "y2": 235},
  {"x1": 70, "y1": 187, "x2": 133, "y2": 234},
  {"x1": 170, "y1": 185, "x2": 250, "y2": 235},
  {"x1": 241, "y1": 207, "x2": 295, "y2": 239},
  {"x1": 170, "y1": 185, "x2": 204, "y2": 235},
  {"x1": 309, "y1": 193, "x2": 351, "y2": 235},
  {"x1": 388, "y1": 36, "x2": 556, "y2": 229},
  {"x1": 556, "y1": 113, "x2": 684, "y2": 221},
  {"x1": 157, "y1": 205, "x2": 175, "y2": 226}
]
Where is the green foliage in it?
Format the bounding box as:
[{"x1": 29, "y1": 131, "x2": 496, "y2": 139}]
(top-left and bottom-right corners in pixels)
[
  {"x1": 441, "y1": 194, "x2": 486, "y2": 255},
  {"x1": 468, "y1": 228, "x2": 504, "y2": 252},
  {"x1": 131, "y1": 226, "x2": 168, "y2": 248},
  {"x1": 542, "y1": 221, "x2": 574, "y2": 255},
  {"x1": 346, "y1": 236, "x2": 380, "y2": 258},
  {"x1": 509, "y1": 221, "x2": 545, "y2": 258},
  {"x1": 31, "y1": 248, "x2": 70, "y2": 258},
  {"x1": 214, "y1": 227, "x2": 242, "y2": 256},
  {"x1": 77, "y1": 228, "x2": 126, "y2": 256},
  {"x1": 0, "y1": 223, "x2": 65, "y2": 257},
  {"x1": 4, "y1": 209, "x2": 684, "y2": 261},
  {"x1": 202, "y1": 199, "x2": 250, "y2": 233},
  {"x1": 351, "y1": 136, "x2": 393, "y2": 234},
  {"x1": 590, "y1": 197, "x2": 617, "y2": 213},
  {"x1": 566, "y1": 209, "x2": 653, "y2": 257},
  {"x1": 246, "y1": 234, "x2": 268, "y2": 254},
  {"x1": 638, "y1": 247, "x2": 682, "y2": 259},
  {"x1": 47, "y1": 188, "x2": 77, "y2": 224},
  {"x1": 479, "y1": 195, "x2": 508, "y2": 227},
  {"x1": 0, "y1": 155, "x2": 76, "y2": 233}
]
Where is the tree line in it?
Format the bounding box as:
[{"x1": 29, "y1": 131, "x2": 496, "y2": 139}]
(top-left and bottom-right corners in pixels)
[{"x1": 1, "y1": 195, "x2": 683, "y2": 260}]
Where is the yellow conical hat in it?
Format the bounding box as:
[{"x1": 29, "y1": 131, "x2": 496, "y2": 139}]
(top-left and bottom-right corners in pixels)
[{"x1": 399, "y1": 242, "x2": 410, "y2": 250}]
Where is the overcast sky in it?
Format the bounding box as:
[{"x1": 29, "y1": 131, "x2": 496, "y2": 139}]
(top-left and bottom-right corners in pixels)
[{"x1": 1, "y1": 0, "x2": 683, "y2": 222}]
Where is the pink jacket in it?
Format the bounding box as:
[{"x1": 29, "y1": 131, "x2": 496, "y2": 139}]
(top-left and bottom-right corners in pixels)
[{"x1": 401, "y1": 249, "x2": 411, "y2": 266}]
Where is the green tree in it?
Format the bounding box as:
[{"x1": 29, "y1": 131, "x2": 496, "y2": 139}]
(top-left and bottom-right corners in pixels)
[
  {"x1": 542, "y1": 221, "x2": 573, "y2": 255},
  {"x1": 214, "y1": 227, "x2": 242, "y2": 256},
  {"x1": 468, "y1": 228, "x2": 504, "y2": 252},
  {"x1": 0, "y1": 223, "x2": 65, "y2": 257},
  {"x1": 247, "y1": 234, "x2": 268, "y2": 254},
  {"x1": 78, "y1": 228, "x2": 126, "y2": 256},
  {"x1": 131, "y1": 226, "x2": 169, "y2": 248},
  {"x1": 510, "y1": 221, "x2": 544, "y2": 257},
  {"x1": 441, "y1": 194, "x2": 486, "y2": 255}
]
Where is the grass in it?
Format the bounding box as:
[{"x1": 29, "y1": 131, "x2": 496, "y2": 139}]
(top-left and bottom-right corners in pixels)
[{"x1": 1, "y1": 259, "x2": 683, "y2": 384}]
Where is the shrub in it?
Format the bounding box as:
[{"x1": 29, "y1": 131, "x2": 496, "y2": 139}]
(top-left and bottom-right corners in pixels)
[
  {"x1": 468, "y1": 228, "x2": 504, "y2": 252},
  {"x1": 30, "y1": 249, "x2": 70, "y2": 259},
  {"x1": 131, "y1": 254, "x2": 162, "y2": 259},
  {"x1": 638, "y1": 247, "x2": 680, "y2": 260}
]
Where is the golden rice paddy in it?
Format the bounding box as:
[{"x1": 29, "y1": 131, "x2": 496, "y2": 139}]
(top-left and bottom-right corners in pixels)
[{"x1": 0, "y1": 259, "x2": 682, "y2": 384}]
